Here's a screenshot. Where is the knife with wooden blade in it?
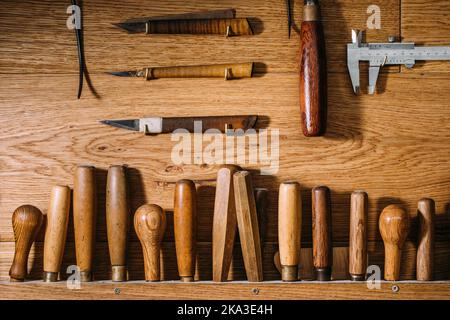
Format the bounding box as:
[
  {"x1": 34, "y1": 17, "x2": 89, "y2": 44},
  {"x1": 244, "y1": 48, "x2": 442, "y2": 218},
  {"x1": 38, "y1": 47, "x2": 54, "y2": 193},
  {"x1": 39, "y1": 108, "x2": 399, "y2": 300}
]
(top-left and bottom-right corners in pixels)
[
  {"x1": 100, "y1": 115, "x2": 258, "y2": 135},
  {"x1": 113, "y1": 9, "x2": 253, "y2": 37}
]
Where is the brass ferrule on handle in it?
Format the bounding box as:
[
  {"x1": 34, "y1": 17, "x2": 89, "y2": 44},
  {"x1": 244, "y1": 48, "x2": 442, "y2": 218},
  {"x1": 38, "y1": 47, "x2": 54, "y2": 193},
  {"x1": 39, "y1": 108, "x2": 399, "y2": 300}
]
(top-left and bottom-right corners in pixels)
[{"x1": 303, "y1": 1, "x2": 321, "y2": 21}]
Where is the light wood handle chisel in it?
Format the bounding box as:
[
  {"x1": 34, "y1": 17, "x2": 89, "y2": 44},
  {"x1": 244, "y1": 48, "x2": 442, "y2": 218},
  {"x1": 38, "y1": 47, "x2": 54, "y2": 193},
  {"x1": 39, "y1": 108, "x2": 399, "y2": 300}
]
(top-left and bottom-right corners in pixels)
[
  {"x1": 174, "y1": 180, "x2": 197, "y2": 282},
  {"x1": 379, "y1": 204, "x2": 410, "y2": 281},
  {"x1": 417, "y1": 198, "x2": 435, "y2": 281},
  {"x1": 43, "y1": 186, "x2": 71, "y2": 282},
  {"x1": 73, "y1": 165, "x2": 97, "y2": 282},
  {"x1": 9, "y1": 205, "x2": 43, "y2": 281},
  {"x1": 312, "y1": 186, "x2": 332, "y2": 281},
  {"x1": 300, "y1": 0, "x2": 327, "y2": 137},
  {"x1": 278, "y1": 182, "x2": 302, "y2": 281},
  {"x1": 349, "y1": 191, "x2": 368, "y2": 281},
  {"x1": 106, "y1": 165, "x2": 130, "y2": 282},
  {"x1": 134, "y1": 204, "x2": 166, "y2": 281}
]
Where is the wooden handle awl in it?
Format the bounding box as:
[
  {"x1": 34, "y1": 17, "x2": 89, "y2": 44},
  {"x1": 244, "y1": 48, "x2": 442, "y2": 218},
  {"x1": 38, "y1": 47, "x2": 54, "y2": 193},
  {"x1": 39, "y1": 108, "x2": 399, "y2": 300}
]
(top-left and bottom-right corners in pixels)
[
  {"x1": 312, "y1": 186, "x2": 332, "y2": 280},
  {"x1": 43, "y1": 186, "x2": 71, "y2": 282},
  {"x1": 146, "y1": 63, "x2": 253, "y2": 80},
  {"x1": 278, "y1": 182, "x2": 302, "y2": 281},
  {"x1": 212, "y1": 165, "x2": 241, "y2": 282},
  {"x1": 417, "y1": 198, "x2": 435, "y2": 281},
  {"x1": 134, "y1": 204, "x2": 166, "y2": 281},
  {"x1": 10, "y1": 205, "x2": 43, "y2": 281},
  {"x1": 233, "y1": 171, "x2": 263, "y2": 282},
  {"x1": 349, "y1": 191, "x2": 368, "y2": 281},
  {"x1": 174, "y1": 180, "x2": 197, "y2": 282},
  {"x1": 299, "y1": 0, "x2": 327, "y2": 137},
  {"x1": 379, "y1": 204, "x2": 410, "y2": 281},
  {"x1": 106, "y1": 165, "x2": 130, "y2": 282},
  {"x1": 73, "y1": 165, "x2": 97, "y2": 282}
]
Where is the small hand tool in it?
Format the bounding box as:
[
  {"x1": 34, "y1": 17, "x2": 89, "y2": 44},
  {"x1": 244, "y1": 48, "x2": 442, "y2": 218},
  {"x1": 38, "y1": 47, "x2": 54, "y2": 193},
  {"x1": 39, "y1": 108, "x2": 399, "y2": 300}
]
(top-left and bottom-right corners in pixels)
[
  {"x1": 73, "y1": 165, "x2": 97, "y2": 282},
  {"x1": 233, "y1": 171, "x2": 263, "y2": 282},
  {"x1": 108, "y1": 62, "x2": 254, "y2": 81},
  {"x1": 106, "y1": 165, "x2": 130, "y2": 282},
  {"x1": 212, "y1": 165, "x2": 241, "y2": 282},
  {"x1": 278, "y1": 181, "x2": 302, "y2": 282},
  {"x1": 286, "y1": 0, "x2": 292, "y2": 38},
  {"x1": 379, "y1": 204, "x2": 410, "y2": 281},
  {"x1": 417, "y1": 198, "x2": 435, "y2": 281},
  {"x1": 300, "y1": 0, "x2": 327, "y2": 137},
  {"x1": 100, "y1": 115, "x2": 258, "y2": 135},
  {"x1": 348, "y1": 30, "x2": 450, "y2": 94},
  {"x1": 134, "y1": 204, "x2": 166, "y2": 282},
  {"x1": 114, "y1": 9, "x2": 253, "y2": 37},
  {"x1": 174, "y1": 180, "x2": 197, "y2": 282},
  {"x1": 43, "y1": 186, "x2": 71, "y2": 282},
  {"x1": 71, "y1": 0, "x2": 84, "y2": 99},
  {"x1": 349, "y1": 191, "x2": 368, "y2": 281},
  {"x1": 312, "y1": 186, "x2": 332, "y2": 281},
  {"x1": 10, "y1": 205, "x2": 43, "y2": 281}
]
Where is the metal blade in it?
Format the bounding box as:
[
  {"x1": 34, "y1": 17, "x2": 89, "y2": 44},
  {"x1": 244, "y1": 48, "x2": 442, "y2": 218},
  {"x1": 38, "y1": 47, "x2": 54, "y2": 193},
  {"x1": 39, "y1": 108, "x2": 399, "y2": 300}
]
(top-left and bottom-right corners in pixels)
[
  {"x1": 107, "y1": 70, "x2": 142, "y2": 78},
  {"x1": 113, "y1": 21, "x2": 146, "y2": 33},
  {"x1": 100, "y1": 119, "x2": 140, "y2": 131}
]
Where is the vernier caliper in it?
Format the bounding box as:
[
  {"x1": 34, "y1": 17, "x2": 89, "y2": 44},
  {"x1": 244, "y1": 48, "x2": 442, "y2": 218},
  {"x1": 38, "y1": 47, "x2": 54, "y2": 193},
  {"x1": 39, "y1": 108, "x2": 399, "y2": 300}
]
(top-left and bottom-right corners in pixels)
[{"x1": 347, "y1": 30, "x2": 450, "y2": 94}]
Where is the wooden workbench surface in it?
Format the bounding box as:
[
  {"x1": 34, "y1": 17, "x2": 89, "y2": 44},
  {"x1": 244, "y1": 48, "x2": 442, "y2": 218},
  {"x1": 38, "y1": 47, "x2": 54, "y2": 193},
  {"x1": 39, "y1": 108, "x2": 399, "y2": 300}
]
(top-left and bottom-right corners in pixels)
[{"x1": 0, "y1": 0, "x2": 449, "y2": 299}]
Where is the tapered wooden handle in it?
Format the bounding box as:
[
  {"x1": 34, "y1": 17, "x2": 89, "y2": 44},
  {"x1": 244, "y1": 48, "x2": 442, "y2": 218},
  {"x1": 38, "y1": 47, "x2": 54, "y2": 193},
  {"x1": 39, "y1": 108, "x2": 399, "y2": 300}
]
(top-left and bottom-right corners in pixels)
[
  {"x1": 379, "y1": 204, "x2": 410, "y2": 281},
  {"x1": 254, "y1": 188, "x2": 268, "y2": 254},
  {"x1": 106, "y1": 165, "x2": 129, "y2": 282},
  {"x1": 278, "y1": 182, "x2": 302, "y2": 281},
  {"x1": 299, "y1": 2, "x2": 327, "y2": 137},
  {"x1": 9, "y1": 205, "x2": 43, "y2": 281},
  {"x1": 43, "y1": 186, "x2": 71, "y2": 282},
  {"x1": 312, "y1": 186, "x2": 332, "y2": 281},
  {"x1": 349, "y1": 191, "x2": 368, "y2": 281},
  {"x1": 134, "y1": 204, "x2": 166, "y2": 281},
  {"x1": 147, "y1": 63, "x2": 253, "y2": 80},
  {"x1": 174, "y1": 180, "x2": 197, "y2": 282},
  {"x1": 233, "y1": 171, "x2": 263, "y2": 282},
  {"x1": 147, "y1": 18, "x2": 253, "y2": 36},
  {"x1": 417, "y1": 198, "x2": 435, "y2": 281},
  {"x1": 73, "y1": 165, "x2": 97, "y2": 282},
  {"x1": 212, "y1": 165, "x2": 241, "y2": 282}
]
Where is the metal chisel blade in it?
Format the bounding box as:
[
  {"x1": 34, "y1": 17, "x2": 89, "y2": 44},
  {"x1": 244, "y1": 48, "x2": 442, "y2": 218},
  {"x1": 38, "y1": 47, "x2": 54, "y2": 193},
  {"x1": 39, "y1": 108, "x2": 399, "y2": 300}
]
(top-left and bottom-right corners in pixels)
[
  {"x1": 100, "y1": 119, "x2": 140, "y2": 131},
  {"x1": 107, "y1": 70, "x2": 142, "y2": 78},
  {"x1": 113, "y1": 22, "x2": 146, "y2": 33}
]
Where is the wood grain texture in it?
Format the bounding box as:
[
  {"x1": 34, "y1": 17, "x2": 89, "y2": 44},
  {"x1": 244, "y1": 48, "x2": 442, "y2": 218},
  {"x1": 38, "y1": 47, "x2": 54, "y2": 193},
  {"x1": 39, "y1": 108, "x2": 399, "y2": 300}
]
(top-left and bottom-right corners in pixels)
[
  {"x1": 417, "y1": 198, "x2": 435, "y2": 281},
  {"x1": 349, "y1": 191, "x2": 368, "y2": 281}
]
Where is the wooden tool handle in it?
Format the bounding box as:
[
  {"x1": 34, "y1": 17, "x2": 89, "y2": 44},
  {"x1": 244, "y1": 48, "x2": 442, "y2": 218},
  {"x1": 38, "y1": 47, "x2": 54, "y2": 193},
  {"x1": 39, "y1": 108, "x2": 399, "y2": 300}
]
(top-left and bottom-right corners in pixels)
[
  {"x1": 73, "y1": 165, "x2": 97, "y2": 282},
  {"x1": 174, "y1": 180, "x2": 197, "y2": 282},
  {"x1": 299, "y1": 1, "x2": 327, "y2": 137},
  {"x1": 379, "y1": 204, "x2": 410, "y2": 281},
  {"x1": 254, "y1": 188, "x2": 268, "y2": 254},
  {"x1": 212, "y1": 165, "x2": 241, "y2": 282},
  {"x1": 312, "y1": 186, "x2": 332, "y2": 280},
  {"x1": 43, "y1": 186, "x2": 71, "y2": 282},
  {"x1": 106, "y1": 165, "x2": 129, "y2": 282},
  {"x1": 134, "y1": 204, "x2": 166, "y2": 281},
  {"x1": 147, "y1": 18, "x2": 253, "y2": 36},
  {"x1": 349, "y1": 191, "x2": 368, "y2": 281},
  {"x1": 9, "y1": 205, "x2": 43, "y2": 281},
  {"x1": 278, "y1": 182, "x2": 302, "y2": 281},
  {"x1": 417, "y1": 198, "x2": 435, "y2": 281},
  {"x1": 147, "y1": 63, "x2": 253, "y2": 80},
  {"x1": 233, "y1": 171, "x2": 263, "y2": 282}
]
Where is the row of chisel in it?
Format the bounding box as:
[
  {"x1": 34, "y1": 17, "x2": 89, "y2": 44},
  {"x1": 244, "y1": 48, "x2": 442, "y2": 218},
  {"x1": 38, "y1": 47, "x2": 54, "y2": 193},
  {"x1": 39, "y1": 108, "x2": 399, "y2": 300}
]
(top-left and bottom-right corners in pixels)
[{"x1": 9, "y1": 165, "x2": 434, "y2": 282}]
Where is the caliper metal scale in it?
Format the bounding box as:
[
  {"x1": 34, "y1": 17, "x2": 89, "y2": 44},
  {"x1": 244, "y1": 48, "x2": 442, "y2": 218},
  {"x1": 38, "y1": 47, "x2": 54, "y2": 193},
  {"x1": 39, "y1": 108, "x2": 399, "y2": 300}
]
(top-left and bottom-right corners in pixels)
[{"x1": 347, "y1": 30, "x2": 450, "y2": 94}]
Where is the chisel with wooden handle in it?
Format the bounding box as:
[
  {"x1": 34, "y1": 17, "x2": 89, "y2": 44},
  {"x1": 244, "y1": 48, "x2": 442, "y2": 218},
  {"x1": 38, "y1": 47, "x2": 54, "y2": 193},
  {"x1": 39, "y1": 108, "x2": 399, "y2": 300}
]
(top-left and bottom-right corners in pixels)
[
  {"x1": 349, "y1": 191, "x2": 368, "y2": 281},
  {"x1": 9, "y1": 205, "x2": 43, "y2": 281},
  {"x1": 300, "y1": 0, "x2": 327, "y2": 137},
  {"x1": 134, "y1": 204, "x2": 166, "y2": 281},
  {"x1": 379, "y1": 204, "x2": 410, "y2": 281},
  {"x1": 417, "y1": 198, "x2": 435, "y2": 281},
  {"x1": 106, "y1": 165, "x2": 130, "y2": 282},
  {"x1": 312, "y1": 186, "x2": 332, "y2": 281},
  {"x1": 43, "y1": 186, "x2": 71, "y2": 282},
  {"x1": 108, "y1": 63, "x2": 254, "y2": 81},
  {"x1": 174, "y1": 180, "x2": 197, "y2": 282},
  {"x1": 73, "y1": 165, "x2": 97, "y2": 282},
  {"x1": 212, "y1": 165, "x2": 241, "y2": 282},
  {"x1": 233, "y1": 171, "x2": 263, "y2": 282},
  {"x1": 278, "y1": 181, "x2": 302, "y2": 281}
]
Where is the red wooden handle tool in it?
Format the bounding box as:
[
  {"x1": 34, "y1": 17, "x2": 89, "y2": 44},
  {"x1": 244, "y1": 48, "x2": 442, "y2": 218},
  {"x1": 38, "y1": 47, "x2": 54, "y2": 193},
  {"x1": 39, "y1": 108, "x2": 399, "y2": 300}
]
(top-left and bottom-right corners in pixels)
[{"x1": 300, "y1": 0, "x2": 327, "y2": 137}]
